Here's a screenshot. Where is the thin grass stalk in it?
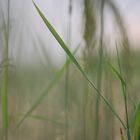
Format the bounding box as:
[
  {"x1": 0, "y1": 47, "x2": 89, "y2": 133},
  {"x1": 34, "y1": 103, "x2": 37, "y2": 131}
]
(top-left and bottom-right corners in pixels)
[
  {"x1": 64, "y1": 0, "x2": 72, "y2": 140},
  {"x1": 1, "y1": 0, "x2": 10, "y2": 139},
  {"x1": 82, "y1": 74, "x2": 90, "y2": 140},
  {"x1": 0, "y1": 7, "x2": 8, "y2": 139},
  {"x1": 83, "y1": 0, "x2": 96, "y2": 139},
  {"x1": 104, "y1": 53, "x2": 115, "y2": 140},
  {"x1": 105, "y1": 66, "x2": 114, "y2": 140},
  {"x1": 116, "y1": 46, "x2": 131, "y2": 140},
  {"x1": 94, "y1": 0, "x2": 104, "y2": 139}
]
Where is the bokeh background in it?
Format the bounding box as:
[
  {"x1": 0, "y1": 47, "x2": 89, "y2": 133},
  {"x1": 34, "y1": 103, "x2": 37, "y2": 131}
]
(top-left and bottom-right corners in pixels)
[{"x1": 0, "y1": 0, "x2": 140, "y2": 140}]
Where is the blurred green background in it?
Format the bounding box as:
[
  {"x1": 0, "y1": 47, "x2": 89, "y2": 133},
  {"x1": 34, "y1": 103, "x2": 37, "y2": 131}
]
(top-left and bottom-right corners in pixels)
[{"x1": 0, "y1": 0, "x2": 140, "y2": 140}]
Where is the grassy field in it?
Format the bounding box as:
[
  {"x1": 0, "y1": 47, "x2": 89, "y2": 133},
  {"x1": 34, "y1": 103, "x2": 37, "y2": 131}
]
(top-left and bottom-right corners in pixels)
[{"x1": 0, "y1": 0, "x2": 140, "y2": 140}]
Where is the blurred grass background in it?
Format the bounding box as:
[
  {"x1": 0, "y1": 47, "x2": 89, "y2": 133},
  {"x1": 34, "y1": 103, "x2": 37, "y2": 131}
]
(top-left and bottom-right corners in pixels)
[{"x1": 0, "y1": 0, "x2": 140, "y2": 140}]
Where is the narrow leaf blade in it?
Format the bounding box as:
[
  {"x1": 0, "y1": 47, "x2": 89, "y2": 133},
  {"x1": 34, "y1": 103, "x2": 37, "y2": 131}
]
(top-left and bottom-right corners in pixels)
[{"x1": 33, "y1": 1, "x2": 126, "y2": 129}]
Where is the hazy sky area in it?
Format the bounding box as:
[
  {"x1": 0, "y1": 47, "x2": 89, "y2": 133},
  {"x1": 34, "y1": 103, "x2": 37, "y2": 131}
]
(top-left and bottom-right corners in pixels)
[
  {"x1": 116, "y1": 0, "x2": 140, "y2": 46},
  {"x1": 34, "y1": 0, "x2": 140, "y2": 48},
  {"x1": 0, "y1": 0, "x2": 140, "y2": 66}
]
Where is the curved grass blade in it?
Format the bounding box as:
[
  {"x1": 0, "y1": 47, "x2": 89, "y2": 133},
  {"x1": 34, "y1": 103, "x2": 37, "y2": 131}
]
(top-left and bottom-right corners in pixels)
[
  {"x1": 33, "y1": 1, "x2": 126, "y2": 129},
  {"x1": 17, "y1": 45, "x2": 80, "y2": 127}
]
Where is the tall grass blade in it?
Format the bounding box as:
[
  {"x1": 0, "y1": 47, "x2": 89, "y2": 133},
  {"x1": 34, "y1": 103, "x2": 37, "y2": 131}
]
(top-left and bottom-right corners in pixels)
[
  {"x1": 33, "y1": 1, "x2": 126, "y2": 129},
  {"x1": 116, "y1": 46, "x2": 131, "y2": 140},
  {"x1": 132, "y1": 102, "x2": 140, "y2": 140},
  {"x1": 1, "y1": 72, "x2": 8, "y2": 140},
  {"x1": 0, "y1": 0, "x2": 10, "y2": 139},
  {"x1": 64, "y1": 0, "x2": 73, "y2": 139},
  {"x1": 95, "y1": 1, "x2": 104, "y2": 139}
]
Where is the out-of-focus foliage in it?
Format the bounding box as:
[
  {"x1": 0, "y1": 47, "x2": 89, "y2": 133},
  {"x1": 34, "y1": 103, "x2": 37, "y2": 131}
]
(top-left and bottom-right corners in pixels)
[{"x1": 0, "y1": 0, "x2": 140, "y2": 140}]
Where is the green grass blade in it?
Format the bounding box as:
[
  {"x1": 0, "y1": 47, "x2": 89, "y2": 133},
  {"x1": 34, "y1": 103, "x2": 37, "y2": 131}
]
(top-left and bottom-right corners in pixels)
[
  {"x1": 1, "y1": 72, "x2": 8, "y2": 140},
  {"x1": 33, "y1": 1, "x2": 126, "y2": 129},
  {"x1": 132, "y1": 102, "x2": 140, "y2": 140},
  {"x1": 0, "y1": 0, "x2": 10, "y2": 139},
  {"x1": 29, "y1": 115, "x2": 64, "y2": 125},
  {"x1": 17, "y1": 45, "x2": 80, "y2": 127},
  {"x1": 116, "y1": 46, "x2": 131, "y2": 140},
  {"x1": 33, "y1": 1, "x2": 83, "y2": 77},
  {"x1": 107, "y1": 61, "x2": 126, "y2": 87}
]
